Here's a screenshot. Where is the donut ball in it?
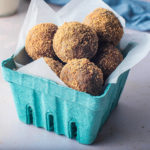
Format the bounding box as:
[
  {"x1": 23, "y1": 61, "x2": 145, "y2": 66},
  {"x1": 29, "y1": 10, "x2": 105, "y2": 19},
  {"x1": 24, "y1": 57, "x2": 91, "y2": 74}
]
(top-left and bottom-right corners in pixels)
[
  {"x1": 83, "y1": 8, "x2": 124, "y2": 46},
  {"x1": 53, "y1": 22, "x2": 98, "y2": 63},
  {"x1": 44, "y1": 57, "x2": 64, "y2": 77},
  {"x1": 94, "y1": 43, "x2": 123, "y2": 80},
  {"x1": 25, "y1": 23, "x2": 58, "y2": 60},
  {"x1": 60, "y1": 58, "x2": 103, "y2": 96}
]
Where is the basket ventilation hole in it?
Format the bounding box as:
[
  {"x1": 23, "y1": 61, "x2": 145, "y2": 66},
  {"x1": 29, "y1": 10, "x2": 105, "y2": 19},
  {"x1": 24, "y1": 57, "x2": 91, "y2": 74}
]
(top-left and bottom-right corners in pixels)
[
  {"x1": 26, "y1": 106, "x2": 33, "y2": 124},
  {"x1": 70, "y1": 122, "x2": 77, "y2": 139},
  {"x1": 48, "y1": 114, "x2": 54, "y2": 131}
]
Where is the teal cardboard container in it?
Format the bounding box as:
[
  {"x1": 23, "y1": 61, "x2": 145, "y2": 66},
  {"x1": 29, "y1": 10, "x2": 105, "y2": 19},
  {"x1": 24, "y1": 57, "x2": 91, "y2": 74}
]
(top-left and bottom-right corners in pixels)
[{"x1": 1, "y1": 57, "x2": 129, "y2": 144}]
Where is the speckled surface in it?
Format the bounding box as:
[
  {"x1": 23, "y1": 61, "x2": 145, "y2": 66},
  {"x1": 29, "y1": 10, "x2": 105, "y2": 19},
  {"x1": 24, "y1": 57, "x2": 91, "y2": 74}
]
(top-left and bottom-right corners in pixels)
[{"x1": 0, "y1": 0, "x2": 150, "y2": 149}]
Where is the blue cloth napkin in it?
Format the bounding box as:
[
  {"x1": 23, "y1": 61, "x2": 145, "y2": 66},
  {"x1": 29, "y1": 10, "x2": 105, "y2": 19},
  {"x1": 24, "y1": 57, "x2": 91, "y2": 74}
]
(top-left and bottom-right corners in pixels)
[
  {"x1": 103, "y1": 0, "x2": 150, "y2": 31},
  {"x1": 45, "y1": 0, "x2": 70, "y2": 5},
  {"x1": 45, "y1": 0, "x2": 150, "y2": 31}
]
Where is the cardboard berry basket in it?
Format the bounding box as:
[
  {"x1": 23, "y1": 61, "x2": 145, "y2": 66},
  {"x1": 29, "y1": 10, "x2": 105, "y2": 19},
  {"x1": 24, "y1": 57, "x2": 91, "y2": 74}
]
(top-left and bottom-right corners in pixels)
[
  {"x1": 2, "y1": 0, "x2": 150, "y2": 145},
  {"x1": 1, "y1": 56, "x2": 129, "y2": 144}
]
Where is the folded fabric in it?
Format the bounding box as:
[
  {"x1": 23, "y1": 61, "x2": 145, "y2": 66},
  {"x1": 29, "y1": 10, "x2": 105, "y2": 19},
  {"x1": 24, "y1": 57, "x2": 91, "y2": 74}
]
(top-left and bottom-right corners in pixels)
[
  {"x1": 103, "y1": 0, "x2": 150, "y2": 31},
  {"x1": 45, "y1": 0, "x2": 70, "y2": 5},
  {"x1": 45, "y1": 0, "x2": 150, "y2": 31}
]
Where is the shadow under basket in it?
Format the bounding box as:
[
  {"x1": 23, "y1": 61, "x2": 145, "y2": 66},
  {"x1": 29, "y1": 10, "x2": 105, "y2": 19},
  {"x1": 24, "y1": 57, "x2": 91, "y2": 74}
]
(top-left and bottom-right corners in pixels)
[{"x1": 1, "y1": 57, "x2": 129, "y2": 144}]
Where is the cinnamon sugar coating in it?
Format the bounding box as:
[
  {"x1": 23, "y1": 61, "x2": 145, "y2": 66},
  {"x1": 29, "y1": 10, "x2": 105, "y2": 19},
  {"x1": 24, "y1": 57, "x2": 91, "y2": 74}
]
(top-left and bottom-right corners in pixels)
[
  {"x1": 83, "y1": 8, "x2": 123, "y2": 46},
  {"x1": 94, "y1": 44, "x2": 123, "y2": 80},
  {"x1": 44, "y1": 57, "x2": 64, "y2": 77},
  {"x1": 25, "y1": 23, "x2": 58, "y2": 60},
  {"x1": 60, "y1": 58, "x2": 103, "y2": 96},
  {"x1": 53, "y1": 22, "x2": 98, "y2": 63}
]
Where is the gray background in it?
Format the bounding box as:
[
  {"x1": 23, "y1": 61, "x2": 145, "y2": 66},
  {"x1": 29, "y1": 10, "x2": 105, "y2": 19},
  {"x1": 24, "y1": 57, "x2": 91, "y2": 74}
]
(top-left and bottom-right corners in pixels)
[{"x1": 0, "y1": 0, "x2": 150, "y2": 149}]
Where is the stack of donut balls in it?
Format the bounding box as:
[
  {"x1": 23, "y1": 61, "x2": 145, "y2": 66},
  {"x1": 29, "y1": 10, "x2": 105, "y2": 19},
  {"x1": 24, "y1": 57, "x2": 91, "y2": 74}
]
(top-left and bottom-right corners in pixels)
[{"x1": 25, "y1": 8, "x2": 124, "y2": 96}]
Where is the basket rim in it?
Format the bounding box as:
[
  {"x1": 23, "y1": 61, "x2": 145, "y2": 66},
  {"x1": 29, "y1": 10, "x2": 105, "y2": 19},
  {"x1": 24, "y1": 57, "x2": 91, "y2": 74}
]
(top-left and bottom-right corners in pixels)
[
  {"x1": 1, "y1": 56, "x2": 112, "y2": 98},
  {"x1": 1, "y1": 56, "x2": 129, "y2": 111}
]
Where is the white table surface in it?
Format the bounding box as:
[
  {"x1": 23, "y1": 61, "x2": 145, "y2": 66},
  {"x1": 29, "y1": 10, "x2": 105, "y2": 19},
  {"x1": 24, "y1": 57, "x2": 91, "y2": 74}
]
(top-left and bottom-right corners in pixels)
[{"x1": 0, "y1": 0, "x2": 150, "y2": 150}]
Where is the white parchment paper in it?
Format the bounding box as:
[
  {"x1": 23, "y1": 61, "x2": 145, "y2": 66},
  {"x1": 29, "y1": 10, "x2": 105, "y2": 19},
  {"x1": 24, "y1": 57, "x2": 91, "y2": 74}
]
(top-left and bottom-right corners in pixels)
[
  {"x1": 107, "y1": 29, "x2": 150, "y2": 83},
  {"x1": 15, "y1": 0, "x2": 150, "y2": 86}
]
